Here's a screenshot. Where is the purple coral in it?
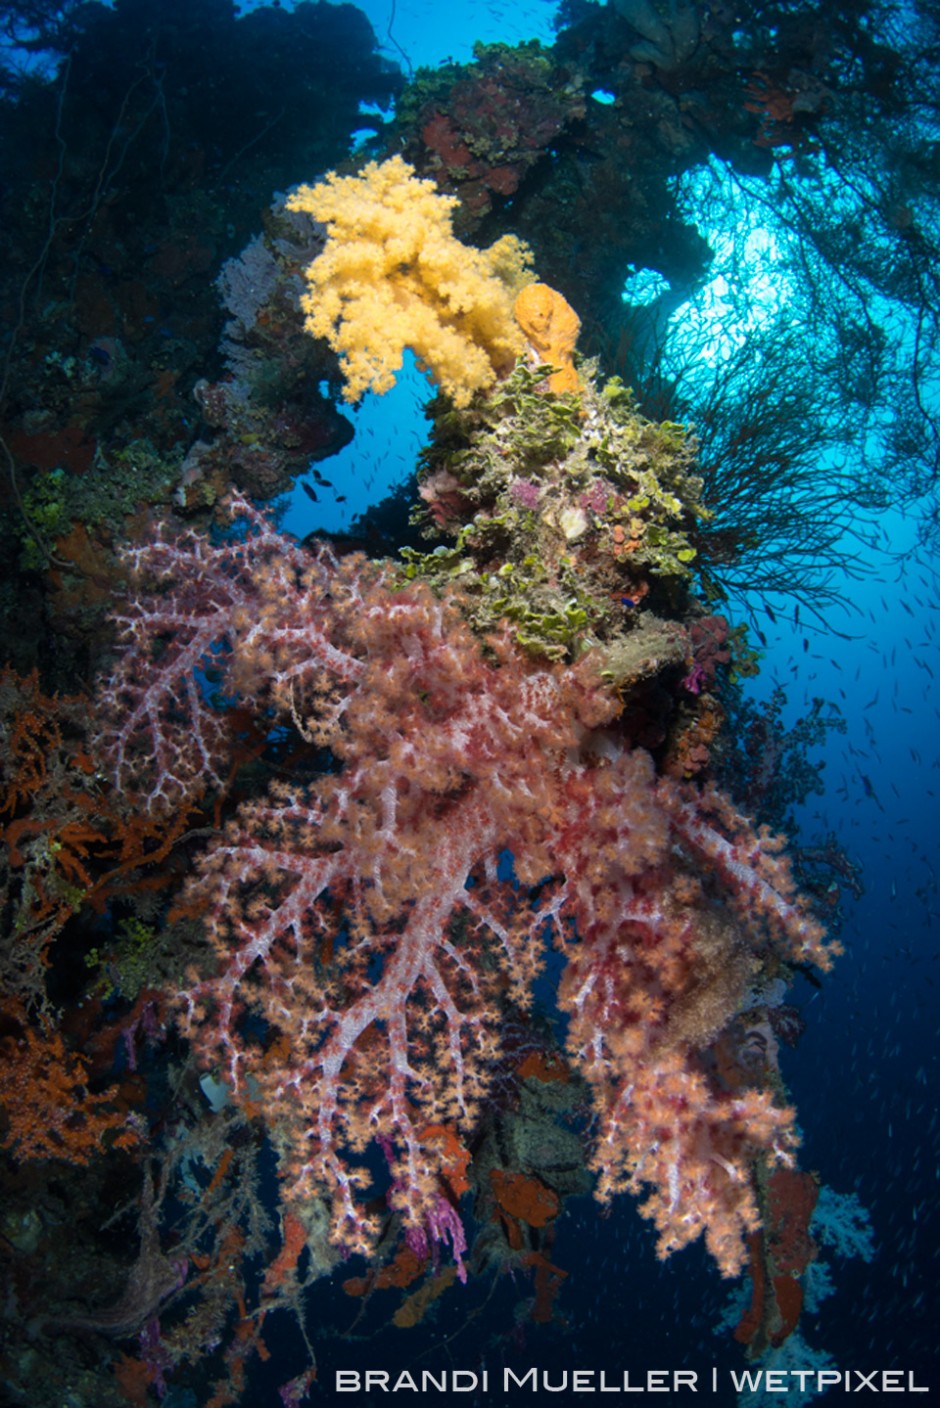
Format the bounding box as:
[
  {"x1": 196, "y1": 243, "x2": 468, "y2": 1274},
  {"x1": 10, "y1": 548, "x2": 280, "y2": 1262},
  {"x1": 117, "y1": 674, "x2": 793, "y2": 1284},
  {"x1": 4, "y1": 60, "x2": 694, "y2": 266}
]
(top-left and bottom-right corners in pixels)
[{"x1": 509, "y1": 477, "x2": 542, "y2": 509}]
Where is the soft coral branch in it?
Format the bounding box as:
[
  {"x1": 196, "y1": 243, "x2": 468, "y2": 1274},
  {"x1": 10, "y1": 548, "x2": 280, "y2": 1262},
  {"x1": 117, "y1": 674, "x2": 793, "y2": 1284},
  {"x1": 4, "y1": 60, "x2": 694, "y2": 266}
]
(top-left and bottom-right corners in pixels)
[
  {"x1": 97, "y1": 499, "x2": 316, "y2": 811},
  {"x1": 0, "y1": 999, "x2": 140, "y2": 1164},
  {"x1": 97, "y1": 502, "x2": 835, "y2": 1276}
]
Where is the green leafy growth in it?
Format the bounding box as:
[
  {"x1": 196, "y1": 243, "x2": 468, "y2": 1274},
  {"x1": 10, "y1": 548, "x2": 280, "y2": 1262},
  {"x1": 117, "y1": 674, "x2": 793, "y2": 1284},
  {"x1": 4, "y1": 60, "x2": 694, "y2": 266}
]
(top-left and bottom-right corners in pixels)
[
  {"x1": 18, "y1": 468, "x2": 72, "y2": 570},
  {"x1": 726, "y1": 623, "x2": 762, "y2": 682},
  {"x1": 84, "y1": 917, "x2": 163, "y2": 1003},
  {"x1": 17, "y1": 442, "x2": 182, "y2": 569},
  {"x1": 402, "y1": 360, "x2": 707, "y2": 660},
  {"x1": 422, "y1": 360, "x2": 584, "y2": 496}
]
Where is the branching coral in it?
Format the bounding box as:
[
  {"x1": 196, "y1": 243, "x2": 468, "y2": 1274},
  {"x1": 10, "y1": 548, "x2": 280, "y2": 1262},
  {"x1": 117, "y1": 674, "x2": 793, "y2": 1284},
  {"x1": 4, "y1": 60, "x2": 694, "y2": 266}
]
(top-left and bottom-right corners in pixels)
[
  {"x1": 95, "y1": 498, "x2": 838, "y2": 1277},
  {"x1": 0, "y1": 998, "x2": 140, "y2": 1165},
  {"x1": 286, "y1": 156, "x2": 533, "y2": 406}
]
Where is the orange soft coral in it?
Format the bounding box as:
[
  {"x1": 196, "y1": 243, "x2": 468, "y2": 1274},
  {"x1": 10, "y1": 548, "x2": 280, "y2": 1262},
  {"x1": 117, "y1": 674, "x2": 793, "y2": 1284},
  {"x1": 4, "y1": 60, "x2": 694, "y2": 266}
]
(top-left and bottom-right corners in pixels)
[
  {"x1": 0, "y1": 1000, "x2": 139, "y2": 1164},
  {"x1": 513, "y1": 281, "x2": 581, "y2": 395}
]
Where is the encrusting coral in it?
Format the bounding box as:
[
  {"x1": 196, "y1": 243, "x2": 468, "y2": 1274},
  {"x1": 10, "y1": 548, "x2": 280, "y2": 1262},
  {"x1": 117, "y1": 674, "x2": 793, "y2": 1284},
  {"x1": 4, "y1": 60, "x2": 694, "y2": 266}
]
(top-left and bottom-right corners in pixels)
[
  {"x1": 286, "y1": 156, "x2": 533, "y2": 406},
  {"x1": 407, "y1": 360, "x2": 705, "y2": 665}
]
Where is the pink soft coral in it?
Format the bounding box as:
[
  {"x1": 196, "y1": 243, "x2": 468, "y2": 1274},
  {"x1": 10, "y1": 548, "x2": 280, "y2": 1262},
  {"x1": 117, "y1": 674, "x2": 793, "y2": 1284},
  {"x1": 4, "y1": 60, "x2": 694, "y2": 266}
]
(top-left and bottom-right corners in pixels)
[{"x1": 96, "y1": 500, "x2": 837, "y2": 1274}]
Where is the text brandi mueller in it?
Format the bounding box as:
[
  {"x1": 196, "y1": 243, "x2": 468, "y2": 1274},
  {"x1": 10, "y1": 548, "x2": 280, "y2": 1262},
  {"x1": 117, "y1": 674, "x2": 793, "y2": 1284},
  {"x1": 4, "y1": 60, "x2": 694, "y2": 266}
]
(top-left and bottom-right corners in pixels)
[{"x1": 335, "y1": 1368, "x2": 930, "y2": 1394}]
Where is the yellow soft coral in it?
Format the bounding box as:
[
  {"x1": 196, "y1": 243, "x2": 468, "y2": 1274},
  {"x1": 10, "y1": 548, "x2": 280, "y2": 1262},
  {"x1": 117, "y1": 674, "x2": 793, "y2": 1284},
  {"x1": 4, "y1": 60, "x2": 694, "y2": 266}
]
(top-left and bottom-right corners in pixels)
[{"x1": 287, "y1": 157, "x2": 533, "y2": 407}]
